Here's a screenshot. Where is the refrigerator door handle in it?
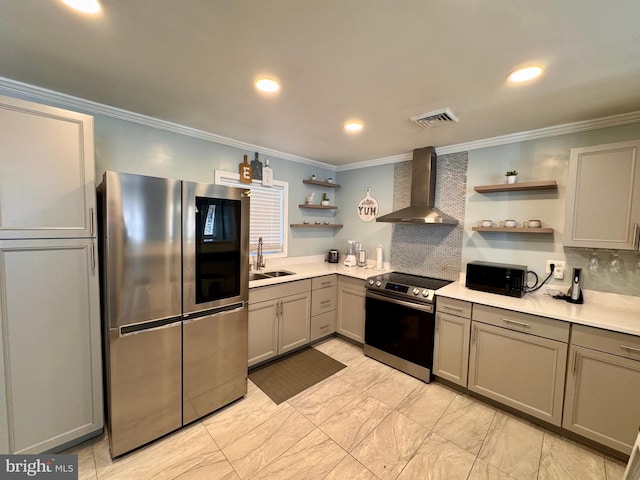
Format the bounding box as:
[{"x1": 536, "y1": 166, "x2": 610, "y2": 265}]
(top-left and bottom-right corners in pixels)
[
  {"x1": 182, "y1": 302, "x2": 245, "y2": 323},
  {"x1": 118, "y1": 316, "x2": 183, "y2": 337}
]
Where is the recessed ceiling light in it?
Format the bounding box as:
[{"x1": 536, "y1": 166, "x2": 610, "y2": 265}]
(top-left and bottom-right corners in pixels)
[
  {"x1": 255, "y1": 78, "x2": 280, "y2": 93},
  {"x1": 61, "y1": 0, "x2": 101, "y2": 14},
  {"x1": 507, "y1": 65, "x2": 545, "y2": 83},
  {"x1": 344, "y1": 121, "x2": 364, "y2": 133}
]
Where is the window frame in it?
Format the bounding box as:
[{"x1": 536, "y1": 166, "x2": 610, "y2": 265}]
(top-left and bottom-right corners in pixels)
[{"x1": 214, "y1": 169, "x2": 289, "y2": 259}]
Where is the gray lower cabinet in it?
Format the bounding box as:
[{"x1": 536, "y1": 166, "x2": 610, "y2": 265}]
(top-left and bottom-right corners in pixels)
[
  {"x1": 248, "y1": 280, "x2": 311, "y2": 367},
  {"x1": 0, "y1": 239, "x2": 102, "y2": 453},
  {"x1": 468, "y1": 305, "x2": 569, "y2": 426},
  {"x1": 563, "y1": 325, "x2": 640, "y2": 455},
  {"x1": 433, "y1": 307, "x2": 471, "y2": 387},
  {"x1": 310, "y1": 276, "x2": 337, "y2": 342},
  {"x1": 337, "y1": 276, "x2": 366, "y2": 343}
]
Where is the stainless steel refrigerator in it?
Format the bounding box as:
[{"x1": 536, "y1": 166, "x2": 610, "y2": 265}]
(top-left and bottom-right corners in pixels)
[{"x1": 98, "y1": 171, "x2": 250, "y2": 457}]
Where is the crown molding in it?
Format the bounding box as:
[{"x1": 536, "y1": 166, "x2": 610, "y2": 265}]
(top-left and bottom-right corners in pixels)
[
  {"x1": 2, "y1": 76, "x2": 638, "y2": 173},
  {"x1": 0, "y1": 77, "x2": 337, "y2": 171},
  {"x1": 337, "y1": 110, "x2": 640, "y2": 171}
]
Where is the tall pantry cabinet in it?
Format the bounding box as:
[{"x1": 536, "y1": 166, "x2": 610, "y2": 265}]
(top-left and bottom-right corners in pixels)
[{"x1": 0, "y1": 95, "x2": 102, "y2": 453}]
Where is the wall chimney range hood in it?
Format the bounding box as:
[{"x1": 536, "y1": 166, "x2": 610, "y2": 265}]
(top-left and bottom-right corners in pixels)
[{"x1": 376, "y1": 146, "x2": 458, "y2": 225}]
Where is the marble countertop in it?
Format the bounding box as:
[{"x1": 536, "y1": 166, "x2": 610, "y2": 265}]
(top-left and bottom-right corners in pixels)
[
  {"x1": 249, "y1": 256, "x2": 392, "y2": 289},
  {"x1": 436, "y1": 280, "x2": 640, "y2": 337}
]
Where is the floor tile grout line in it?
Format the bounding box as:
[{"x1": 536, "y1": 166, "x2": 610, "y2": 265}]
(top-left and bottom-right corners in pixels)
[{"x1": 199, "y1": 419, "x2": 244, "y2": 480}]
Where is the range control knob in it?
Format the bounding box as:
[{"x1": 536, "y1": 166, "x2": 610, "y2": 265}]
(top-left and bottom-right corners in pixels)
[
  {"x1": 422, "y1": 289, "x2": 430, "y2": 297},
  {"x1": 375, "y1": 281, "x2": 382, "y2": 287},
  {"x1": 368, "y1": 279, "x2": 375, "y2": 286},
  {"x1": 412, "y1": 288, "x2": 420, "y2": 296}
]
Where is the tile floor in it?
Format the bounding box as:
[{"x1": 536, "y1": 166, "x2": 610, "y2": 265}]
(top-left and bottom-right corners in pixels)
[{"x1": 66, "y1": 337, "x2": 629, "y2": 480}]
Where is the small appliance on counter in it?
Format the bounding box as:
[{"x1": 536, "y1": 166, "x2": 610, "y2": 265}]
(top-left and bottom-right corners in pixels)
[
  {"x1": 357, "y1": 249, "x2": 368, "y2": 267},
  {"x1": 466, "y1": 260, "x2": 527, "y2": 298},
  {"x1": 344, "y1": 240, "x2": 358, "y2": 267},
  {"x1": 328, "y1": 249, "x2": 339, "y2": 263}
]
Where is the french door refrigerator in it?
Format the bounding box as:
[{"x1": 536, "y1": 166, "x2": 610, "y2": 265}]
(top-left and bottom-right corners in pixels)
[{"x1": 98, "y1": 172, "x2": 250, "y2": 457}]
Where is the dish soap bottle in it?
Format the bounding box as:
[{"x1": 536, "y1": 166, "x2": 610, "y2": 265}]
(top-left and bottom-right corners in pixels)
[{"x1": 262, "y1": 158, "x2": 273, "y2": 186}]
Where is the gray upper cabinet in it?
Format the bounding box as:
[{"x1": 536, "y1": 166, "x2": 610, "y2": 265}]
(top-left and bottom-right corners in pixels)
[
  {"x1": 564, "y1": 140, "x2": 640, "y2": 249},
  {"x1": 0, "y1": 95, "x2": 96, "y2": 239}
]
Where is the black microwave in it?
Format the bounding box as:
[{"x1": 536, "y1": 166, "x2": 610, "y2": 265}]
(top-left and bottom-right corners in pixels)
[{"x1": 465, "y1": 261, "x2": 528, "y2": 298}]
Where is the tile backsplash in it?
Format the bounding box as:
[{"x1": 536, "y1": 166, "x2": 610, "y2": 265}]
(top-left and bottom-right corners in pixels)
[
  {"x1": 390, "y1": 151, "x2": 468, "y2": 280},
  {"x1": 565, "y1": 249, "x2": 640, "y2": 297}
]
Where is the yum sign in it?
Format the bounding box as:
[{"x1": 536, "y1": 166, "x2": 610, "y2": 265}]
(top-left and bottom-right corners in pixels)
[{"x1": 357, "y1": 188, "x2": 378, "y2": 222}]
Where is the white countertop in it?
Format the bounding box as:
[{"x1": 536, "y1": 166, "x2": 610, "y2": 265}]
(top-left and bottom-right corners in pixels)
[
  {"x1": 249, "y1": 256, "x2": 392, "y2": 289},
  {"x1": 436, "y1": 280, "x2": 640, "y2": 337}
]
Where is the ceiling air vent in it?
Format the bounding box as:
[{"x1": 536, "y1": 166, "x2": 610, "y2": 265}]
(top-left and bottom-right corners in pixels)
[{"x1": 410, "y1": 108, "x2": 459, "y2": 129}]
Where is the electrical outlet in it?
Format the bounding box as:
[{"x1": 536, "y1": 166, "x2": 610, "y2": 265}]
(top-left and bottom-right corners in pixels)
[{"x1": 546, "y1": 260, "x2": 566, "y2": 280}]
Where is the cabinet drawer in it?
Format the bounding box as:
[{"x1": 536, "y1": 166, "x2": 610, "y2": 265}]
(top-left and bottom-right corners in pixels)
[
  {"x1": 472, "y1": 304, "x2": 569, "y2": 343},
  {"x1": 312, "y1": 275, "x2": 337, "y2": 290},
  {"x1": 572, "y1": 324, "x2": 640, "y2": 361},
  {"x1": 310, "y1": 311, "x2": 336, "y2": 342},
  {"x1": 311, "y1": 286, "x2": 337, "y2": 316},
  {"x1": 436, "y1": 297, "x2": 472, "y2": 318},
  {"x1": 249, "y1": 279, "x2": 311, "y2": 304}
]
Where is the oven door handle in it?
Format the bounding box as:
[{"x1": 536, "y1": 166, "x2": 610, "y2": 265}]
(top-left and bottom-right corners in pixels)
[{"x1": 366, "y1": 291, "x2": 434, "y2": 313}]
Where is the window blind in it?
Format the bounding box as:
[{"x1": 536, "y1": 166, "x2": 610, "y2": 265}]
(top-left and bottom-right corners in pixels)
[{"x1": 215, "y1": 171, "x2": 288, "y2": 256}]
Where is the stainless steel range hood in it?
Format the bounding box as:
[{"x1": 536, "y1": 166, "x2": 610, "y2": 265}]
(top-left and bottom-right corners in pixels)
[{"x1": 376, "y1": 146, "x2": 458, "y2": 224}]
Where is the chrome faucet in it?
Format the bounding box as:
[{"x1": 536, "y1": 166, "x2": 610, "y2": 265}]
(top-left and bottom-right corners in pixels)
[{"x1": 256, "y1": 237, "x2": 265, "y2": 270}]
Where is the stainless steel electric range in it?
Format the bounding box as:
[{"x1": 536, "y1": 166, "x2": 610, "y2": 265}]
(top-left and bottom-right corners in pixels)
[{"x1": 364, "y1": 272, "x2": 452, "y2": 382}]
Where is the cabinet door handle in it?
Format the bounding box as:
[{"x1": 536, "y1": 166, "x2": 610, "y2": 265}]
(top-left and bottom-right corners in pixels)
[
  {"x1": 443, "y1": 305, "x2": 463, "y2": 313},
  {"x1": 320, "y1": 281, "x2": 332, "y2": 287},
  {"x1": 472, "y1": 325, "x2": 477, "y2": 345},
  {"x1": 572, "y1": 350, "x2": 579, "y2": 376},
  {"x1": 634, "y1": 223, "x2": 640, "y2": 249},
  {"x1": 90, "y1": 207, "x2": 95, "y2": 236},
  {"x1": 621, "y1": 344, "x2": 640, "y2": 354},
  {"x1": 320, "y1": 300, "x2": 332, "y2": 306},
  {"x1": 91, "y1": 241, "x2": 96, "y2": 271},
  {"x1": 502, "y1": 318, "x2": 530, "y2": 328}
]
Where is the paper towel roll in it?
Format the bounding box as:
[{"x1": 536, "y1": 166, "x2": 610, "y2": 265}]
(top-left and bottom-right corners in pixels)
[{"x1": 376, "y1": 245, "x2": 383, "y2": 270}]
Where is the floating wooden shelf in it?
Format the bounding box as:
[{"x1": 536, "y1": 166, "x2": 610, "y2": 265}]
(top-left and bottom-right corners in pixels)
[
  {"x1": 290, "y1": 223, "x2": 343, "y2": 228},
  {"x1": 472, "y1": 227, "x2": 554, "y2": 234},
  {"x1": 303, "y1": 179, "x2": 341, "y2": 188},
  {"x1": 298, "y1": 204, "x2": 337, "y2": 210},
  {"x1": 474, "y1": 180, "x2": 558, "y2": 193}
]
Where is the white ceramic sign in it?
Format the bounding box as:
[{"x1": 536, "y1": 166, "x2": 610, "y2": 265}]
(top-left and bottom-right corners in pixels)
[{"x1": 357, "y1": 188, "x2": 379, "y2": 222}]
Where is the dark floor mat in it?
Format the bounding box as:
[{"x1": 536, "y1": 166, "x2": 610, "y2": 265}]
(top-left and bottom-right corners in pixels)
[{"x1": 249, "y1": 347, "x2": 346, "y2": 404}]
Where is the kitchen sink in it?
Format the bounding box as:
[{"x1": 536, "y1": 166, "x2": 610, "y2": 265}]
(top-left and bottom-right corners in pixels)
[
  {"x1": 264, "y1": 270, "x2": 295, "y2": 277},
  {"x1": 249, "y1": 273, "x2": 271, "y2": 281},
  {"x1": 249, "y1": 270, "x2": 296, "y2": 281}
]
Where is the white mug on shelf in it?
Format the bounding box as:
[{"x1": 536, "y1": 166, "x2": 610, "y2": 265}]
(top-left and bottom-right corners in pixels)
[
  {"x1": 500, "y1": 219, "x2": 517, "y2": 228},
  {"x1": 523, "y1": 219, "x2": 541, "y2": 228},
  {"x1": 478, "y1": 220, "x2": 493, "y2": 227}
]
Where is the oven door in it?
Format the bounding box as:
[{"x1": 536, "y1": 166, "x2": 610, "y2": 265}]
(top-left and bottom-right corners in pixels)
[{"x1": 365, "y1": 290, "x2": 435, "y2": 370}]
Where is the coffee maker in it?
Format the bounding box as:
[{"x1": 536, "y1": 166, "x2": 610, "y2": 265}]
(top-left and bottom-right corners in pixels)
[{"x1": 344, "y1": 240, "x2": 357, "y2": 267}]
